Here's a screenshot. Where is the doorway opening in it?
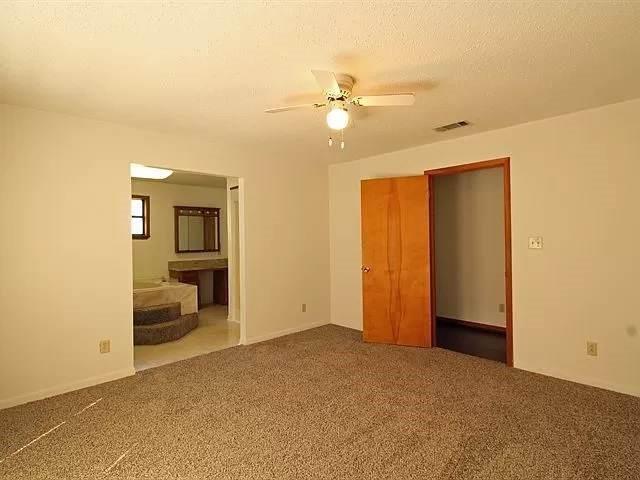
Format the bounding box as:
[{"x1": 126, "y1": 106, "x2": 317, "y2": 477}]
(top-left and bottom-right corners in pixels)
[
  {"x1": 425, "y1": 158, "x2": 513, "y2": 365},
  {"x1": 130, "y1": 166, "x2": 245, "y2": 371}
]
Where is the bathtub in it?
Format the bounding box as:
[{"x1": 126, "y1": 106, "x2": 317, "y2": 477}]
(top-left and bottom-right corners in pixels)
[
  {"x1": 133, "y1": 280, "x2": 165, "y2": 290},
  {"x1": 133, "y1": 281, "x2": 198, "y2": 315}
]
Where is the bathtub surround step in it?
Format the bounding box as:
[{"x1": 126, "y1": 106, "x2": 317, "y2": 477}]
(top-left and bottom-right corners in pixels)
[
  {"x1": 133, "y1": 313, "x2": 199, "y2": 345},
  {"x1": 133, "y1": 302, "x2": 181, "y2": 326}
]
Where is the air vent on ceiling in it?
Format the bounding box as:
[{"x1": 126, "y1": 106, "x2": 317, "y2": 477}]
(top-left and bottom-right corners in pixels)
[{"x1": 434, "y1": 120, "x2": 470, "y2": 132}]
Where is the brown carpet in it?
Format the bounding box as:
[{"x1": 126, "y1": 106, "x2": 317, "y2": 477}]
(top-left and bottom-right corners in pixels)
[{"x1": 1, "y1": 325, "x2": 638, "y2": 479}]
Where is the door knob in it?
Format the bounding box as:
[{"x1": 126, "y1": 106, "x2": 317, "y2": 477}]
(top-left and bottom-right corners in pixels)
[{"x1": 361, "y1": 266, "x2": 371, "y2": 273}]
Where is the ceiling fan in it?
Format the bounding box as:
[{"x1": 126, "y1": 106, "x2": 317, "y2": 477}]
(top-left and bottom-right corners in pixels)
[{"x1": 265, "y1": 70, "x2": 415, "y2": 144}]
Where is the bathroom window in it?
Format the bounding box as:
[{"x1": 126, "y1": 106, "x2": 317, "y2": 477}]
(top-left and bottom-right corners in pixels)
[{"x1": 131, "y1": 195, "x2": 150, "y2": 239}]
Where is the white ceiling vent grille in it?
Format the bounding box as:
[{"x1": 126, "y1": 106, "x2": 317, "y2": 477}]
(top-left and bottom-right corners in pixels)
[{"x1": 434, "y1": 120, "x2": 470, "y2": 132}]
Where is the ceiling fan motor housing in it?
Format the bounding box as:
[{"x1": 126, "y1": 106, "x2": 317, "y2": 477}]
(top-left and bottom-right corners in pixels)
[
  {"x1": 328, "y1": 99, "x2": 348, "y2": 110},
  {"x1": 327, "y1": 74, "x2": 355, "y2": 100}
]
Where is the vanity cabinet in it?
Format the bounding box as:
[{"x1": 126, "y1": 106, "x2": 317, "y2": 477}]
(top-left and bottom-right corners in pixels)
[
  {"x1": 168, "y1": 260, "x2": 228, "y2": 308},
  {"x1": 213, "y1": 268, "x2": 228, "y2": 305}
]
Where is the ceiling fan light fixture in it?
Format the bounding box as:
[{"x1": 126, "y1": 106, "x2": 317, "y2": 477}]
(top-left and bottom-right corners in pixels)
[{"x1": 326, "y1": 105, "x2": 349, "y2": 130}]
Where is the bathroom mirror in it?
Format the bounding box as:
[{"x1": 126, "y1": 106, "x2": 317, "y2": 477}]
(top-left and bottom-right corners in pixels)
[{"x1": 174, "y1": 206, "x2": 220, "y2": 253}]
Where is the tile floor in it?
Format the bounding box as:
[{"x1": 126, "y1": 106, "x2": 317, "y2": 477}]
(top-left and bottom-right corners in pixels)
[{"x1": 134, "y1": 304, "x2": 240, "y2": 371}]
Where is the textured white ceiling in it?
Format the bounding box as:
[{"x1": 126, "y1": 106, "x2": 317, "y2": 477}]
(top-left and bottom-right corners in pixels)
[
  {"x1": 2, "y1": 1, "x2": 640, "y2": 163},
  {"x1": 160, "y1": 170, "x2": 228, "y2": 189}
]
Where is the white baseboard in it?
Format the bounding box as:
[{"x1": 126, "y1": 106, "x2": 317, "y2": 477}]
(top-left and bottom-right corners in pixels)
[
  {"x1": 245, "y1": 321, "x2": 329, "y2": 345},
  {"x1": 330, "y1": 321, "x2": 638, "y2": 398},
  {"x1": 514, "y1": 362, "x2": 639, "y2": 398},
  {"x1": 331, "y1": 319, "x2": 363, "y2": 331},
  {"x1": 0, "y1": 367, "x2": 136, "y2": 410}
]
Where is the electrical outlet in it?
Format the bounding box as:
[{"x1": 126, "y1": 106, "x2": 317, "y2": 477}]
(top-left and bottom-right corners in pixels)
[
  {"x1": 586, "y1": 341, "x2": 598, "y2": 357},
  {"x1": 498, "y1": 303, "x2": 505, "y2": 313},
  {"x1": 99, "y1": 340, "x2": 111, "y2": 354},
  {"x1": 528, "y1": 236, "x2": 543, "y2": 249},
  {"x1": 301, "y1": 303, "x2": 307, "y2": 313}
]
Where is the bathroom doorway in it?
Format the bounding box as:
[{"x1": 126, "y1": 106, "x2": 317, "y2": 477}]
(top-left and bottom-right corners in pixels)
[{"x1": 129, "y1": 165, "x2": 245, "y2": 371}]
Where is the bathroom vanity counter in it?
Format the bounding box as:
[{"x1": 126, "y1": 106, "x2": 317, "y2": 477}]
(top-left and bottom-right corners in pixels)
[
  {"x1": 168, "y1": 258, "x2": 228, "y2": 272},
  {"x1": 168, "y1": 259, "x2": 228, "y2": 306}
]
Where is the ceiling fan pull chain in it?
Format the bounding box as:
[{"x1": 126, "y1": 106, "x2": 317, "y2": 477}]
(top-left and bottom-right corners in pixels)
[
  {"x1": 340, "y1": 129, "x2": 345, "y2": 150},
  {"x1": 328, "y1": 136, "x2": 333, "y2": 147}
]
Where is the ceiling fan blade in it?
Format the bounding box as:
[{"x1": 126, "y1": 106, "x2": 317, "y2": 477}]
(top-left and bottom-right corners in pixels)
[
  {"x1": 311, "y1": 70, "x2": 341, "y2": 97},
  {"x1": 351, "y1": 93, "x2": 415, "y2": 107},
  {"x1": 265, "y1": 103, "x2": 325, "y2": 113}
]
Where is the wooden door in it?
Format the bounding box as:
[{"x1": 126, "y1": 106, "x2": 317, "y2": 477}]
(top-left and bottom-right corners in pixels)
[{"x1": 361, "y1": 176, "x2": 432, "y2": 347}]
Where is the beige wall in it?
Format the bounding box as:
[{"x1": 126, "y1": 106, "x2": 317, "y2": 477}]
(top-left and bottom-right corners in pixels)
[
  {"x1": 131, "y1": 179, "x2": 227, "y2": 281},
  {"x1": 0, "y1": 103, "x2": 330, "y2": 408},
  {"x1": 329, "y1": 98, "x2": 640, "y2": 397},
  {"x1": 434, "y1": 168, "x2": 505, "y2": 327}
]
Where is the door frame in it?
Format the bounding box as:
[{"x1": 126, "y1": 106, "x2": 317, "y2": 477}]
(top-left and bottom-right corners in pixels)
[{"x1": 424, "y1": 157, "x2": 513, "y2": 366}]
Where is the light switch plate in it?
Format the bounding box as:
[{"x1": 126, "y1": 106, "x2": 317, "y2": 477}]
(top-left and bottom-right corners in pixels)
[{"x1": 528, "y1": 236, "x2": 543, "y2": 249}]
